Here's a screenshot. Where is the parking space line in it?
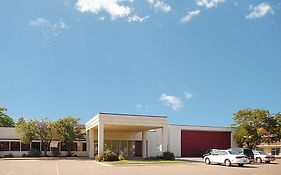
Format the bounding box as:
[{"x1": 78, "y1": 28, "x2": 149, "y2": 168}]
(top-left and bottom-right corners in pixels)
[{"x1": 55, "y1": 164, "x2": 60, "y2": 175}]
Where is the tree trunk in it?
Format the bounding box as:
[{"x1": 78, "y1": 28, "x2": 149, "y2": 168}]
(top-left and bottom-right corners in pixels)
[
  {"x1": 42, "y1": 141, "x2": 48, "y2": 156},
  {"x1": 65, "y1": 141, "x2": 73, "y2": 156}
]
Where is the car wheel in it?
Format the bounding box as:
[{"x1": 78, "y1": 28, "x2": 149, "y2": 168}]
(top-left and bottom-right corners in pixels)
[
  {"x1": 256, "y1": 157, "x2": 262, "y2": 163},
  {"x1": 238, "y1": 163, "x2": 244, "y2": 167},
  {"x1": 224, "y1": 159, "x2": 231, "y2": 167},
  {"x1": 265, "y1": 161, "x2": 270, "y2": 164},
  {"x1": 205, "y1": 158, "x2": 211, "y2": 165}
]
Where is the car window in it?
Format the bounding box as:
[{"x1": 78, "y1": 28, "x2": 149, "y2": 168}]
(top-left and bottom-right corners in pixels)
[
  {"x1": 229, "y1": 149, "x2": 243, "y2": 155},
  {"x1": 212, "y1": 152, "x2": 219, "y2": 156}
]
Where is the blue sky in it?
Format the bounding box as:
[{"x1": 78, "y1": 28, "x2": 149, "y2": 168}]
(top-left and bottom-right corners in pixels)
[{"x1": 0, "y1": 0, "x2": 280, "y2": 126}]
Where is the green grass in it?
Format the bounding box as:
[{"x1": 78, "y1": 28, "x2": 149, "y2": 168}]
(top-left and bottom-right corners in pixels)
[{"x1": 108, "y1": 160, "x2": 186, "y2": 165}]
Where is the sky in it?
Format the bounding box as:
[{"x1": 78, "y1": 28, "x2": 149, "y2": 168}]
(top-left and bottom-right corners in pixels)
[{"x1": 0, "y1": 0, "x2": 281, "y2": 127}]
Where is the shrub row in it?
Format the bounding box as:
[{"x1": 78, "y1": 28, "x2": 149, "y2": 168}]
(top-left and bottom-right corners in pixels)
[
  {"x1": 95, "y1": 150, "x2": 175, "y2": 162},
  {"x1": 0, "y1": 148, "x2": 75, "y2": 158},
  {"x1": 95, "y1": 149, "x2": 125, "y2": 162},
  {"x1": 144, "y1": 151, "x2": 175, "y2": 161}
]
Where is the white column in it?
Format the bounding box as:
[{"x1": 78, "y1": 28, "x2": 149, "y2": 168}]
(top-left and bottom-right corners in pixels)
[
  {"x1": 162, "y1": 126, "x2": 168, "y2": 152},
  {"x1": 98, "y1": 123, "x2": 104, "y2": 155},
  {"x1": 142, "y1": 130, "x2": 147, "y2": 158},
  {"x1": 89, "y1": 129, "x2": 94, "y2": 158}
]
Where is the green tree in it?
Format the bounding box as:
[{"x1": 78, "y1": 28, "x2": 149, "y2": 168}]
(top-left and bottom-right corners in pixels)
[
  {"x1": 16, "y1": 117, "x2": 36, "y2": 144},
  {"x1": 16, "y1": 118, "x2": 55, "y2": 156},
  {"x1": 232, "y1": 109, "x2": 280, "y2": 149},
  {"x1": 0, "y1": 107, "x2": 15, "y2": 127},
  {"x1": 54, "y1": 117, "x2": 85, "y2": 156},
  {"x1": 34, "y1": 119, "x2": 55, "y2": 156}
]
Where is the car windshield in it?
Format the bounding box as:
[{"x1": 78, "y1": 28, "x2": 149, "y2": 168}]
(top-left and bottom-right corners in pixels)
[
  {"x1": 228, "y1": 149, "x2": 243, "y2": 155},
  {"x1": 257, "y1": 151, "x2": 265, "y2": 154}
]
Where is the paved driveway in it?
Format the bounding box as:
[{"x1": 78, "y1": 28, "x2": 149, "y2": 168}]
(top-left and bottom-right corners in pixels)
[{"x1": 0, "y1": 158, "x2": 280, "y2": 175}]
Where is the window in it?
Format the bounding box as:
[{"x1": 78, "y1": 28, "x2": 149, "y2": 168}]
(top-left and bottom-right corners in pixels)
[
  {"x1": 31, "y1": 142, "x2": 41, "y2": 151},
  {"x1": 41, "y1": 143, "x2": 50, "y2": 151},
  {"x1": 256, "y1": 148, "x2": 264, "y2": 152},
  {"x1": 82, "y1": 143, "x2": 87, "y2": 151},
  {"x1": 11, "y1": 142, "x2": 20, "y2": 151},
  {"x1": 21, "y1": 143, "x2": 30, "y2": 151},
  {"x1": 271, "y1": 148, "x2": 280, "y2": 155},
  {"x1": 219, "y1": 151, "x2": 228, "y2": 155},
  {"x1": 0, "y1": 142, "x2": 9, "y2": 151},
  {"x1": 60, "y1": 142, "x2": 77, "y2": 151},
  {"x1": 60, "y1": 142, "x2": 67, "y2": 151}
]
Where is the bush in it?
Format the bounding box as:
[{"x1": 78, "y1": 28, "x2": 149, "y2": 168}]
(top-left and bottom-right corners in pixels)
[
  {"x1": 95, "y1": 154, "x2": 103, "y2": 162},
  {"x1": 118, "y1": 153, "x2": 125, "y2": 161},
  {"x1": 144, "y1": 152, "x2": 175, "y2": 161},
  {"x1": 22, "y1": 153, "x2": 27, "y2": 157},
  {"x1": 4, "y1": 154, "x2": 14, "y2": 158},
  {"x1": 66, "y1": 152, "x2": 74, "y2": 157},
  {"x1": 28, "y1": 149, "x2": 42, "y2": 157},
  {"x1": 162, "y1": 151, "x2": 175, "y2": 160},
  {"x1": 95, "y1": 149, "x2": 119, "y2": 162},
  {"x1": 52, "y1": 148, "x2": 61, "y2": 157},
  {"x1": 144, "y1": 155, "x2": 163, "y2": 160}
]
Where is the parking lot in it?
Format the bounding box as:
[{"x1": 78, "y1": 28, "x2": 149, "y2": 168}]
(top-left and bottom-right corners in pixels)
[{"x1": 0, "y1": 158, "x2": 280, "y2": 175}]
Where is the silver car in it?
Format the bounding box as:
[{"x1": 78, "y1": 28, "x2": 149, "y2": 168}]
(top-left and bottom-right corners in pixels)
[
  {"x1": 204, "y1": 150, "x2": 250, "y2": 167},
  {"x1": 253, "y1": 150, "x2": 275, "y2": 163}
]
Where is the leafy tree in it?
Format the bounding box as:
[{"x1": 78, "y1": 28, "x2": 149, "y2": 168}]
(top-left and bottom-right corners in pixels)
[
  {"x1": 16, "y1": 117, "x2": 36, "y2": 144},
  {"x1": 54, "y1": 117, "x2": 85, "y2": 156},
  {"x1": 16, "y1": 118, "x2": 55, "y2": 156},
  {"x1": 34, "y1": 119, "x2": 55, "y2": 156},
  {"x1": 232, "y1": 109, "x2": 280, "y2": 149},
  {"x1": 0, "y1": 107, "x2": 15, "y2": 127}
]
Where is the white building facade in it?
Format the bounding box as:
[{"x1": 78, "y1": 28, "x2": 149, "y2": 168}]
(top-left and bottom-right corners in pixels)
[{"x1": 0, "y1": 113, "x2": 238, "y2": 158}]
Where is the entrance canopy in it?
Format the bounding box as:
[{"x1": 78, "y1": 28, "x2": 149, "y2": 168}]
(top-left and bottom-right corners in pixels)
[{"x1": 85, "y1": 113, "x2": 168, "y2": 158}]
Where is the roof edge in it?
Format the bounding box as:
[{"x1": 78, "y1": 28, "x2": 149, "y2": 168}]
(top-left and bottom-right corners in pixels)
[
  {"x1": 99, "y1": 112, "x2": 167, "y2": 118},
  {"x1": 169, "y1": 123, "x2": 235, "y2": 129}
]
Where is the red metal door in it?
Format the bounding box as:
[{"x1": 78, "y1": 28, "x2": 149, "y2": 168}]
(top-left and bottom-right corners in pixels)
[{"x1": 181, "y1": 130, "x2": 231, "y2": 157}]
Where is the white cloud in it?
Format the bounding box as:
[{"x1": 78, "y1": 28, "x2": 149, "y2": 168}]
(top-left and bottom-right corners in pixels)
[
  {"x1": 136, "y1": 104, "x2": 150, "y2": 110},
  {"x1": 180, "y1": 10, "x2": 200, "y2": 23},
  {"x1": 29, "y1": 18, "x2": 69, "y2": 43},
  {"x1": 159, "y1": 93, "x2": 183, "y2": 111},
  {"x1": 98, "y1": 16, "x2": 106, "y2": 20},
  {"x1": 75, "y1": 0, "x2": 132, "y2": 20},
  {"x1": 232, "y1": 1, "x2": 238, "y2": 7},
  {"x1": 246, "y1": 2, "x2": 273, "y2": 19},
  {"x1": 196, "y1": 0, "x2": 225, "y2": 9},
  {"x1": 128, "y1": 15, "x2": 149, "y2": 23},
  {"x1": 184, "y1": 92, "x2": 193, "y2": 99},
  {"x1": 148, "y1": 0, "x2": 171, "y2": 13},
  {"x1": 29, "y1": 18, "x2": 50, "y2": 27}
]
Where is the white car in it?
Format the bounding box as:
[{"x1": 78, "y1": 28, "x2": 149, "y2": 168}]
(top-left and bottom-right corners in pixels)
[
  {"x1": 204, "y1": 150, "x2": 250, "y2": 167},
  {"x1": 253, "y1": 150, "x2": 275, "y2": 163}
]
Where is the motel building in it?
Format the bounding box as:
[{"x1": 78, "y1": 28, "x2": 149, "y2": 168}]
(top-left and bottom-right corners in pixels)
[{"x1": 1, "y1": 112, "x2": 243, "y2": 158}]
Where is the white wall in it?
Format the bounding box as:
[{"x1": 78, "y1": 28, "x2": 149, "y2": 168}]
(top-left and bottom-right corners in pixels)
[{"x1": 147, "y1": 129, "x2": 163, "y2": 157}]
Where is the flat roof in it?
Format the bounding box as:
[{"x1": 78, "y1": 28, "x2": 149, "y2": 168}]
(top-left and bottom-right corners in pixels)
[
  {"x1": 169, "y1": 123, "x2": 235, "y2": 129},
  {"x1": 99, "y1": 112, "x2": 167, "y2": 118}
]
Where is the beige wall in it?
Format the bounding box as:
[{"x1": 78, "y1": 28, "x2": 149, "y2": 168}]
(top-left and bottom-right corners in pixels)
[{"x1": 0, "y1": 127, "x2": 19, "y2": 139}]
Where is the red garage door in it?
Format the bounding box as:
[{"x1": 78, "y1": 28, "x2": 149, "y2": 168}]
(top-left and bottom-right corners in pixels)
[{"x1": 181, "y1": 130, "x2": 231, "y2": 157}]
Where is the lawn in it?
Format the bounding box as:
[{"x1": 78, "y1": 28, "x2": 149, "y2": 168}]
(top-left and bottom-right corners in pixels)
[{"x1": 108, "y1": 160, "x2": 187, "y2": 165}]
